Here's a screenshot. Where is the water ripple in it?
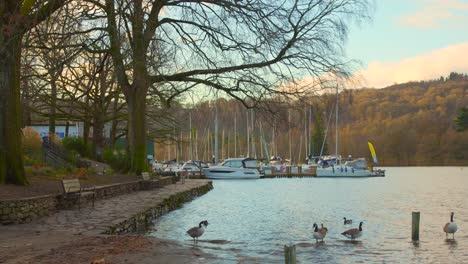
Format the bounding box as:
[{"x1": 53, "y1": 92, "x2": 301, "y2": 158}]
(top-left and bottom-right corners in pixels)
[{"x1": 150, "y1": 167, "x2": 468, "y2": 263}]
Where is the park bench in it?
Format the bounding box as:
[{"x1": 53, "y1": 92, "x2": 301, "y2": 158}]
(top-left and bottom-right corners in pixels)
[
  {"x1": 141, "y1": 172, "x2": 151, "y2": 181},
  {"x1": 61, "y1": 179, "x2": 96, "y2": 210}
]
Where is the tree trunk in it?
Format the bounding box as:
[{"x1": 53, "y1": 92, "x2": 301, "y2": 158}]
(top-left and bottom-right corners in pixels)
[
  {"x1": 0, "y1": 34, "x2": 27, "y2": 185},
  {"x1": 92, "y1": 113, "x2": 104, "y2": 161},
  {"x1": 82, "y1": 96, "x2": 90, "y2": 155},
  {"x1": 126, "y1": 88, "x2": 147, "y2": 174},
  {"x1": 83, "y1": 121, "x2": 90, "y2": 148},
  {"x1": 65, "y1": 121, "x2": 69, "y2": 137},
  {"x1": 21, "y1": 75, "x2": 31, "y2": 127},
  {"x1": 49, "y1": 74, "x2": 57, "y2": 134},
  {"x1": 110, "y1": 90, "x2": 119, "y2": 147}
]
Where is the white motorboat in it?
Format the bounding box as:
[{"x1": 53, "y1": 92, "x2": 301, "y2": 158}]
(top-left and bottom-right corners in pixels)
[
  {"x1": 175, "y1": 160, "x2": 209, "y2": 176},
  {"x1": 203, "y1": 158, "x2": 261, "y2": 179}
]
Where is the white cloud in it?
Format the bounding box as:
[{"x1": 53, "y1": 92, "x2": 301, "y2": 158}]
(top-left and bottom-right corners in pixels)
[
  {"x1": 356, "y1": 42, "x2": 468, "y2": 88},
  {"x1": 398, "y1": 0, "x2": 468, "y2": 28}
]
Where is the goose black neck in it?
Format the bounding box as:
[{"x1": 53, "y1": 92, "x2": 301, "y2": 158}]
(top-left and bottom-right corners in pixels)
[
  {"x1": 359, "y1": 222, "x2": 363, "y2": 231},
  {"x1": 451, "y1": 213, "x2": 454, "y2": 222},
  {"x1": 314, "y1": 224, "x2": 318, "y2": 232},
  {"x1": 199, "y1": 221, "x2": 204, "y2": 228}
]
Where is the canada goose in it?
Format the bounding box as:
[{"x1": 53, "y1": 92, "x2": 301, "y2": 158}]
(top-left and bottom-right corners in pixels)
[
  {"x1": 320, "y1": 223, "x2": 328, "y2": 237},
  {"x1": 343, "y1": 217, "x2": 352, "y2": 225},
  {"x1": 312, "y1": 223, "x2": 326, "y2": 242},
  {"x1": 187, "y1": 220, "x2": 208, "y2": 242},
  {"x1": 342, "y1": 221, "x2": 363, "y2": 240},
  {"x1": 444, "y1": 212, "x2": 458, "y2": 239}
]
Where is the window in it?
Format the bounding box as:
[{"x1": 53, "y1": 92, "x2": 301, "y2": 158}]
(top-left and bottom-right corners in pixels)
[{"x1": 230, "y1": 160, "x2": 243, "y2": 168}]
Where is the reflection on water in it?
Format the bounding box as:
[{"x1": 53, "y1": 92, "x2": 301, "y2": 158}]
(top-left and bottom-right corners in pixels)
[{"x1": 149, "y1": 167, "x2": 468, "y2": 263}]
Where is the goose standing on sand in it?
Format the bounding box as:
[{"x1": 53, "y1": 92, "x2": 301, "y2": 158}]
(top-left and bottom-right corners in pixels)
[
  {"x1": 444, "y1": 212, "x2": 458, "y2": 239},
  {"x1": 312, "y1": 223, "x2": 327, "y2": 242},
  {"x1": 343, "y1": 217, "x2": 352, "y2": 225},
  {"x1": 342, "y1": 221, "x2": 363, "y2": 240},
  {"x1": 187, "y1": 220, "x2": 208, "y2": 242}
]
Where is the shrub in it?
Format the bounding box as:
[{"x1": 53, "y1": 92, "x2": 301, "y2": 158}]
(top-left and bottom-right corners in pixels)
[
  {"x1": 103, "y1": 147, "x2": 131, "y2": 173},
  {"x1": 48, "y1": 132, "x2": 62, "y2": 146},
  {"x1": 22, "y1": 127, "x2": 42, "y2": 161},
  {"x1": 62, "y1": 137, "x2": 89, "y2": 157}
]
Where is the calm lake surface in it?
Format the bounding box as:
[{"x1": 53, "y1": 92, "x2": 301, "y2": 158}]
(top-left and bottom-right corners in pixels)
[{"x1": 149, "y1": 167, "x2": 468, "y2": 263}]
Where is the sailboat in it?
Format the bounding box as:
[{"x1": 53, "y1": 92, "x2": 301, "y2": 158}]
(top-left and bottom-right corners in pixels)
[
  {"x1": 316, "y1": 86, "x2": 374, "y2": 177},
  {"x1": 368, "y1": 141, "x2": 385, "y2": 176}
]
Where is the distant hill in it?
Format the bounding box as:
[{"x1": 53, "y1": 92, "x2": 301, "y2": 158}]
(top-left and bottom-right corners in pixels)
[
  {"x1": 338, "y1": 79, "x2": 467, "y2": 165},
  {"x1": 155, "y1": 79, "x2": 468, "y2": 166}
]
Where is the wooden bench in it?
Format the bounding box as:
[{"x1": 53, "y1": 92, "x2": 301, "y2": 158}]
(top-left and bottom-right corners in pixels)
[
  {"x1": 62, "y1": 179, "x2": 96, "y2": 210},
  {"x1": 141, "y1": 172, "x2": 151, "y2": 181}
]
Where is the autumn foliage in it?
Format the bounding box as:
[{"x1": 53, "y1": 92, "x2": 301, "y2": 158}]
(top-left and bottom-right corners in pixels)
[{"x1": 155, "y1": 79, "x2": 468, "y2": 166}]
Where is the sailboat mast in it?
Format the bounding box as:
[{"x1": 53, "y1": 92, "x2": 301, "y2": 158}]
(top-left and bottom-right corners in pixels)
[
  {"x1": 335, "y1": 85, "x2": 339, "y2": 159},
  {"x1": 215, "y1": 95, "x2": 219, "y2": 163},
  {"x1": 234, "y1": 114, "x2": 237, "y2": 157},
  {"x1": 304, "y1": 105, "x2": 308, "y2": 158},
  {"x1": 221, "y1": 129, "x2": 225, "y2": 160},
  {"x1": 309, "y1": 105, "x2": 312, "y2": 155},
  {"x1": 247, "y1": 109, "x2": 250, "y2": 157},
  {"x1": 251, "y1": 109, "x2": 255, "y2": 158},
  {"x1": 288, "y1": 109, "x2": 292, "y2": 164},
  {"x1": 195, "y1": 129, "x2": 198, "y2": 160},
  {"x1": 189, "y1": 110, "x2": 192, "y2": 160}
]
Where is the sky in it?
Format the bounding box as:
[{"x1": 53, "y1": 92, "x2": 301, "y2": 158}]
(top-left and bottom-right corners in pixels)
[{"x1": 346, "y1": 0, "x2": 468, "y2": 88}]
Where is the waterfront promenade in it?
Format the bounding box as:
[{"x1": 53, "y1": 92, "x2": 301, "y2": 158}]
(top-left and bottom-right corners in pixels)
[{"x1": 0, "y1": 180, "x2": 214, "y2": 264}]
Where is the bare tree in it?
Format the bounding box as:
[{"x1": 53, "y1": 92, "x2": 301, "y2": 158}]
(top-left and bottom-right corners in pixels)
[
  {"x1": 0, "y1": 0, "x2": 66, "y2": 184},
  {"x1": 92, "y1": 0, "x2": 372, "y2": 174}
]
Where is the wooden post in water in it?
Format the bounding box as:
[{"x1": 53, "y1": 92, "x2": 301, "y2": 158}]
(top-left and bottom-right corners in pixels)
[
  {"x1": 298, "y1": 166, "x2": 302, "y2": 174},
  {"x1": 284, "y1": 243, "x2": 296, "y2": 264},
  {"x1": 271, "y1": 166, "x2": 275, "y2": 175},
  {"x1": 412, "y1": 212, "x2": 420, "y2": 241}
]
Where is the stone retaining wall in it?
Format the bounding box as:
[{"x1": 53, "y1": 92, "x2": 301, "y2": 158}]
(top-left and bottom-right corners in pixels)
[
  {"x1": 105, "y1": 181, "x2": 213, "y2": 234},
  {"x1": 0, "y1": 195, "x2": 57, "y2": 225},
  {"x1": 0, "y1": 177, "x2": 175, "y2": 225}
]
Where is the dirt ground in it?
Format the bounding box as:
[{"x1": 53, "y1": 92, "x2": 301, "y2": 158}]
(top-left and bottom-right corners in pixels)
[
  {"x1": 0, "y1": 228, "x2": 217, "y2": 264},
  {"x1": 0, "y1": 168, "x2": 140, "y2": 200}
]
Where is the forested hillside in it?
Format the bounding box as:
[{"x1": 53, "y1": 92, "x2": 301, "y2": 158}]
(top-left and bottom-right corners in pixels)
[{"x1": 155, "y1": 78, "x2": 468, "y2": 166}]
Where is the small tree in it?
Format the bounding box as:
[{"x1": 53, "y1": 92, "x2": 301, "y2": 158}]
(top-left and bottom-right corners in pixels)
[{"x1": 455, "y1": 107, "x2": 468, "y2": 132}]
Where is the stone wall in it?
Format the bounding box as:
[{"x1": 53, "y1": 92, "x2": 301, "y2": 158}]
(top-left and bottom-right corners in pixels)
[
  {"x1": 1, "y1": 177, "x2": 177, "y2": 225},
  {"x1": 0, "y1": 195, "x2": 58, "y2": 225},
  {"x1": 105, "y1": 181, "x2": 213, "y2": 234}
]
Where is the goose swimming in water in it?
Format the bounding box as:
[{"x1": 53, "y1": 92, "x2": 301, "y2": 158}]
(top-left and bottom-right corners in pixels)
[
  {"x1": 444, "y1": 212, "x2": 458, "y2": 239},
  {"x1": 342, "y1": 221, "x2": 363, "y2": 240},
  {"x1": 187, "y1": 220, "x2": 208, "y2": 242},
  {"x1": 343, "y1": 217, "x2": 352, "y2": 225},
  {"x1": 312, "y1": 223, "x2": 327, "y2": 242}
]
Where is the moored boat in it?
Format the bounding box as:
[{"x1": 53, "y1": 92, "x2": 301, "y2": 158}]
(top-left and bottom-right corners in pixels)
[{"x1": 203, "y1": 158, "x2": 261, "y2": 179}]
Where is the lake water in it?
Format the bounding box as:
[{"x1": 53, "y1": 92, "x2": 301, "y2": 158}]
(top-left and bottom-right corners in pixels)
[{"x1": 149, "y1": 167, "x2": 468, "y2": 263}]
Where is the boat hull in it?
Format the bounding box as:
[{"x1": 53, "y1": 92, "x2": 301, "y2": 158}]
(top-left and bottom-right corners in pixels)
[
  {"x1": 203, "y1": 167, "x2": 261, "y2": 179},
  {"x1": 316, "y1": 166, "x2": 373, "y2": 177}
]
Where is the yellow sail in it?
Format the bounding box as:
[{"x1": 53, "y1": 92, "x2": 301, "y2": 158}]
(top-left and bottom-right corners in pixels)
[{"x1": 368, "y1": 141, "x2": 378, "y2": 163}]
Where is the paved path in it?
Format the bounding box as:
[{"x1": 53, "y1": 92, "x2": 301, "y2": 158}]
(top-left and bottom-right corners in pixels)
[
  {"x1": 0, "y1": 180, "x2": 211, "y2": 236},
  {"x1": 0, "y1": 180, "x2": 213, "y2": 264}
]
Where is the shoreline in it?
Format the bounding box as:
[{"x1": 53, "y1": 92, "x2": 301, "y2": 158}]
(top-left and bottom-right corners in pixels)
[{"x1": 0, "y1": 180, "x2": 216, "y2": 263}]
